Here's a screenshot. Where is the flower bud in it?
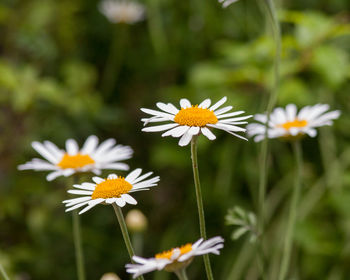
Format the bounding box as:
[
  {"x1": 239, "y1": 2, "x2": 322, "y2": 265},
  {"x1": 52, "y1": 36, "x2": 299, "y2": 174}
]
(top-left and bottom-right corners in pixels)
[
  {"x1": 100, "y1": 272, "x2": 121, "y2": 280},
  {"x1": 125, "y1": 209, "x2": 147, "y2": 233}
]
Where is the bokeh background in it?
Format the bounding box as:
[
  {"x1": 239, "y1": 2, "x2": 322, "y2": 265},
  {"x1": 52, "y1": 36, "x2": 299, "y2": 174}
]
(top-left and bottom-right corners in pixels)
[{"x1": 1, "y1": 0, "x2": 350, "y2": 279}]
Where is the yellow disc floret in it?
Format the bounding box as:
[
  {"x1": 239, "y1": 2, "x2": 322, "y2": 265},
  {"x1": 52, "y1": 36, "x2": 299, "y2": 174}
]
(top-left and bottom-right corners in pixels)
[
  {"x1": 155, "y1": 244, "x2": 192, "y2": 260},
  {"x1": 57, "y1": 153, "x2": 95, "y2": 169},
  {"x1": 92, "y1": 177, "x2": 132, "y2": 199},
  {"x1": 174, "y1": 106, "x2": 218, "y2": 127},
  {"x1": 280, "y1": 119, "x2": 308, "y2": 130}
]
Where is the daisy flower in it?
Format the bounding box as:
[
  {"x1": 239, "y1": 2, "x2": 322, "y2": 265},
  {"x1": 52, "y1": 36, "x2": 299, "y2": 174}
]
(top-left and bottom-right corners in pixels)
[
  {"x1": 63, "y1": 169, "x2": 159, "y2": 214},
  {"x1": 126, "y1": 236, "x2": 224, "y2": 278},
  {"x1": 99, "y1": 0, "x2": 145, "y2": 24},
  {"x1": 218, "y1": 0, "x2": 240, "y2": 8},
  {"x1": 18, "y1": 135, "x2": 133, "y2": 181},
  {"x1": 141, "y1": 97, "x2": 252, "y2": 146},
  {"x1": 247, "y1": 104, "x2": 341, "y2": 142}
]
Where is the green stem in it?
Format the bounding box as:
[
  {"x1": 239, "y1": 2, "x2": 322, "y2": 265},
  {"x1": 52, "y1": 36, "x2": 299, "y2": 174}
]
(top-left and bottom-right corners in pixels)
[
  {"x1": 0, "y1": 263, "x2": 10, "y2": 280},
  {"x1": 112, "y1": 204, "x2": 144, "y2": 280},
  {"x1": 71, "y1": 175, "x2": 86, "y2": 280},
  {"x1": 278, "y1": 140, "x2": 303, "y2": 280},
  {"x1": 175, "y1": 268, "x2": 189, "y2": 280},
  {"x1": 258, "y1": 0, "x2": 282, "y2": 235},
  {"x1": 72, "y1": 210, "x2": 86, "y2": 280},
  {"x1": 190, "y1": 136, "x2": 213, "y2": 280}
]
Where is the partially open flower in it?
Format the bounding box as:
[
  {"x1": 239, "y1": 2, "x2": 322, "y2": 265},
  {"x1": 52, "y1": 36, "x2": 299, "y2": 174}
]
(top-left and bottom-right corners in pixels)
[
  {"x1": 63, "y1": 169, "x2": 159, "y2": 214},
  {"x1": 247, "y1": 104, "x2": 340, "y2": 142},
  {"x1": 141, "y1": 97, "x2": 251, "y2": 146},
  {"x1": 126, "y1": 236, "x2": 224, "y2": 278},
  {"x1": 99, "y1": 0, "x2": 145, "y2": 24},
  {"x1": 18, "y1": 135, "x2": 133, "y2": 181}
]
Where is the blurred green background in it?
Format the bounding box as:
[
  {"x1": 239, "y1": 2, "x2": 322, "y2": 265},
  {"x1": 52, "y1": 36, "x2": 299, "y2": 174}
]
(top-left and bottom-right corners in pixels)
[{"x1": 1, "y1": 0, "x2": 350, "y2": 279}]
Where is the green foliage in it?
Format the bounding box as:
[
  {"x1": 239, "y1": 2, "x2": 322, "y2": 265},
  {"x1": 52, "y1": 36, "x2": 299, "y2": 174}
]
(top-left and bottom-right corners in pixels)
[{"x1": 0, "y1": 0, "x2": 349, "y2": 279}]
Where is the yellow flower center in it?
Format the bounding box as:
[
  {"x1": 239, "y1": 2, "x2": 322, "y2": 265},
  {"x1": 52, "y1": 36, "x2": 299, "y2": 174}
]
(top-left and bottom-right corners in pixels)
[
  {"x1": 155, "y1": 244, "x2": 192, "y2": 260},
  {"x1": 91, "y1": 177, "x2": 132, "y2": 199},
  {"x1": 279, "y1": 119, "x2": 308, "y2": 130},
  {"x1": 174, "y1": 106, "x2": 218, "y2": 127},
  {"x1": 57, "y1": 153, "x2": 95, "y2": 169}
]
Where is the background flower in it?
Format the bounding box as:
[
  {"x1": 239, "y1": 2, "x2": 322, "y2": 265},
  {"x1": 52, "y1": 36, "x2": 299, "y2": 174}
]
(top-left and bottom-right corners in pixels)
[
  {"x1": 247, "y1": 104, "x2": 340, "y2": 142},
  {"x1": 99, "y1": 0, "x2": 145, "y2": 24},
  {"x1": 18, "y1": 136, "x2": 133, "y2": 181}
]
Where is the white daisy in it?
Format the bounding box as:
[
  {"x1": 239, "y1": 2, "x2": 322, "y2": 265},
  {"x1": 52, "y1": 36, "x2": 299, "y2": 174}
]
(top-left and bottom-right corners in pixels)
[
  {"x1": 63, "y1": 169, "x2": 159, "y2": 214},
  {"x1": 99, "y1": 0, "x2": 145, "y2": 24},
  {"x1": 18, "y1": 135, "x2": 133, "y2": 181},
  {"x1": 141, "y1": 97, "x2": 252, "y2": 146},
  {"x1": 218, "y1": 0, "x2": 240, "y2": 8},
  {"x1": 247, "y1": 104, "x2": 341, "y2": 142},
  {"x1": 126, "y1": 236, "x2": 224, "y2": 278}
]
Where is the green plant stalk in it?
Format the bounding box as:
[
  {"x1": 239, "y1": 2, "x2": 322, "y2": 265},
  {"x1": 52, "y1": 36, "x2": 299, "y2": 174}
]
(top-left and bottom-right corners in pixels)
[
  {"x1": 112, "y1": 204, "x2": 145, "y2": 280},
  {"x1": 190, "y1": 136, "x2": 214, "y2": 280},
  {"x1": 175, "y1": 268, "x2": 189, "y2": 280},
  {"x1": 258, "y1": 0, "x2": 282, "y2": 234},
  {"x1": 72, "y1": 210, "x2": 86, "y2": 280},
  {"x1": 71, "y1": 175, "x2": 86, "y2": 280},
  {"x1": 0, "y1": 263, "x2": 10, "y2": 280},
  {"x1": 278, "y1": 140, "x2": 303, "y2": 280}
]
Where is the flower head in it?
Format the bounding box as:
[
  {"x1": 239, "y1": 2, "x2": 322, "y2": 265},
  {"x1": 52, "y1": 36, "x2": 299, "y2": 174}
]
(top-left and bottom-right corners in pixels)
[
  {"x1": 141, "y1": 97, "x2": 251, "y2": 146},
  {"x1": 63, "y1": 169, "x2": 159, "y2": 214},
  {"x1": 126, "y1": 236, "x2": 224, "y2": 278},
  {"x1": 99, "y1": 0, "x2": 145, "y2": 24},
  {"x1": 247, "y1": 104, "x2": 341, "y2": 142},
  {"x1": 218, "y1": 0, "x2": 240, "y2": 8},
  {"x1": 18, "y1": 135, "x2": 133, "y2": 181}
]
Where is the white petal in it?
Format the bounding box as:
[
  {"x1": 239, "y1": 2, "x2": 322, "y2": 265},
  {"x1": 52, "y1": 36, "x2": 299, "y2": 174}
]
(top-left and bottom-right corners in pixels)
[
  {"x1": 125, "y1": 168, "x2": 142, "y2": 183},
  {"x1": 178, "y1": 131, "x2": 193, "y2": 146},
  {"x1": 180, "y1": 98, "x2": 191, "y2": 108},
  {"x1": 108, "y1": 174, "x2": 118, "y2": 179},
  {"x1": 122, "y1": 194, "x2": 137, "y2": 205},
  {"x1": 115, "y1": 197, "x2": 126, "y2": 207},
  {"x1": 210, "y1": 96, "x2": 227, "y2": 111},
  {"x1": 188, "y1": 126, "x2": 200, "y2": 135},
  {"x1": 140, "y1": 108, "x2": 175, "y2": 119},
  {"x1": 32, "y1": 141, "x2": 59, "y2": 164},
  {"x1": 213, "y1": 106, "x2": 233, "y2": 116},
  {"x1": 286, "y1": 104, "x2": 297, "y2": 122},
  {"x1": 198, "y1": 98, "x2": 211, "y2": 108},
  {"x1": 43, "y1": 141, "x2": 64, "y2": 159},
  {"x1": 142, "y1": 123, "x2": 178, "y2": 132},
  {"x1": 156, "y1": 102, "x2": 179, "y2": 114},
  {"x1": 66, "y1": 139, "x2": 79, "y2": 155},
  {"x1": 93, "y1": 138, "x2": 116, "y2": 157},
  {"x1": 92, "y1": 177, "x2": 104, "y2": 184},
  {"x1": 80, "y1": 135, "x2": 99, "y2": 154},
  {"x1": 67, "y1": 189, "x2": 93, "y2": 195},
  {"x1": 161, "y1": 125, "x2": 188, "y2": 138},
  {"x1": 201, "y1": 127, "x2": 216, "y2": 140},
  {"x1": 105, "y1": 198, "x2": 117, "y2": 204},
  {"x1": 46, "y1": 170, "x2": 64, "y2": 181},
  {"x1": 217, "y1": 111, "x2": 245, "y2": 119},
  {"x1": 79, "y1": 199, "x2": 104, "y2": 214}
]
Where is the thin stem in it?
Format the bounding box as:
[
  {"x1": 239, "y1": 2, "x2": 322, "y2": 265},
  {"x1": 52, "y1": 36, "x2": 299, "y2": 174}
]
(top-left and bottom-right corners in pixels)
[
  {"x1": 175, "y1": 268, "x2": 189, "y2": 280},
  {"x1": 190, "y1": 136, "x2": 213, "y2": 280},
  {"x1": 0, "y1": 263, "x2": 10, "y2": 280},
  {"x1": 72, "y1": 210, "x2": 86, "y2": 280},
  {"x1": 112, "y1": 204, "x2": 145, "y2": 280},
  {"x1": 258, "y1": 0, "x2": 282, "y2": 235},
  {"x1": 257, "y1": 0, "x2": 281, "y2": 276},
  {"x1": 278, "y1": 140, "x2": 303, "y2": 280},
  {"x1": 71, "y1": 175, "x2": 86, "y2": 280}
]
